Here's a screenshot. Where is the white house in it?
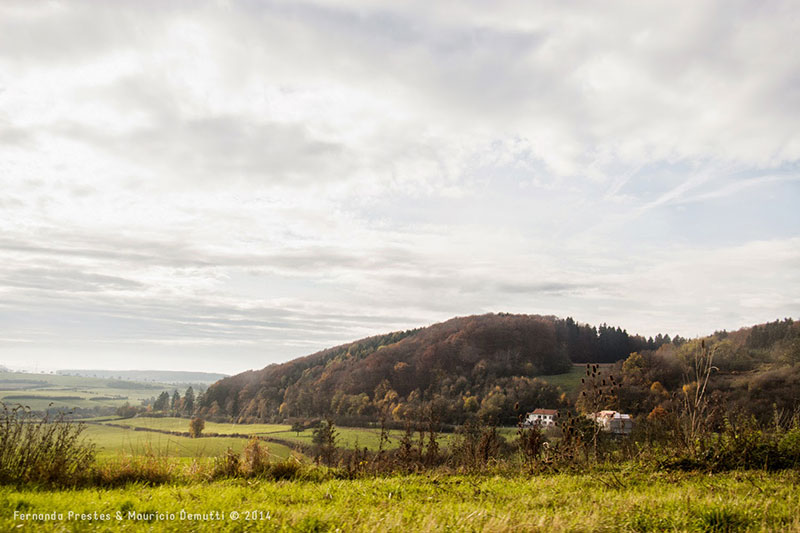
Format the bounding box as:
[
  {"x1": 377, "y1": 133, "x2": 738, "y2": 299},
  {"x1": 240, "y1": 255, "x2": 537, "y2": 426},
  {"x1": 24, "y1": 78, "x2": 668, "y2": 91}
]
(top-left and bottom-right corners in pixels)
[
  {"x1": 591, "y1": 410, "x2": 633, "y2": 435},
  {"x1": 524, "y1": 408, "x2": 558, "y2": 428}
]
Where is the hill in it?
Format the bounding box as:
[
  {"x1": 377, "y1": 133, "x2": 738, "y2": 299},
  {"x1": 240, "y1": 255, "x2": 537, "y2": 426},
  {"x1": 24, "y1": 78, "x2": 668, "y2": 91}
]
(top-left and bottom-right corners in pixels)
[
  {"x1": 198, "y1": 313, "x2": 671, "y2": 425},
  {"x1": 609, "y1": 317, "x2": 800, "y2": 423}
]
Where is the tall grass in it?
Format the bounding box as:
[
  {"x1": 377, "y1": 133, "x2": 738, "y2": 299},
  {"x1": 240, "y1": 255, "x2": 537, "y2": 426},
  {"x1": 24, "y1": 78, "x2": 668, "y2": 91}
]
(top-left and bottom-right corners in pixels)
[{"x1": 0, "y1": 403, "x2": 95, "y2": 486}]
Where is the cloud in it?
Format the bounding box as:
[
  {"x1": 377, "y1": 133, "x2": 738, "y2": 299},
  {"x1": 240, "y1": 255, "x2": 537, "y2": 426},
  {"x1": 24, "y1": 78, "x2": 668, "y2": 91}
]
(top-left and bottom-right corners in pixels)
[{"x1": 0, "y1": 0, "x2": 797, "y2": 372}]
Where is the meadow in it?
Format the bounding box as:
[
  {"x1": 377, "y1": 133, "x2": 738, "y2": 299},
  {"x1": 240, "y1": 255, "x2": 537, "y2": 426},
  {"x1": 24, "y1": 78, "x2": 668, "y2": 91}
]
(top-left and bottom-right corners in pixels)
[
  {"x1": 538, "y1": 364, "x2": 602, "y2": 398},
  {"x1": 93, "y1": 416, "x2": 466, "y2": 451},
  {"x1": 0, "y1": 371, "x2": 171, "y2": 411},
  {"x1": 2, "y1": 470, "x2": 798, "y2": 531},
  {"x1": 82, "y1": 424, "x2": 292, "y2": 460}
]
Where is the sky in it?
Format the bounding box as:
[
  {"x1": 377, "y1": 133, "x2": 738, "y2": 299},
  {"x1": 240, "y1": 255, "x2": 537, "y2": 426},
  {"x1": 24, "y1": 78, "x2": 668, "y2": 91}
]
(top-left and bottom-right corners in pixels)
[{"x1": 1, "y1": 0, "x2": 798, "y2": 374}]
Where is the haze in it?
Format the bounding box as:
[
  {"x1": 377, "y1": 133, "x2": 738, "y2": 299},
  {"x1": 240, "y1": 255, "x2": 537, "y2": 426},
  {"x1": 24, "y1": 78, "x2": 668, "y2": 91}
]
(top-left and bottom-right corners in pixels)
[{"x1": 1, "y1": 1, "x2": 798, "y2": 374}]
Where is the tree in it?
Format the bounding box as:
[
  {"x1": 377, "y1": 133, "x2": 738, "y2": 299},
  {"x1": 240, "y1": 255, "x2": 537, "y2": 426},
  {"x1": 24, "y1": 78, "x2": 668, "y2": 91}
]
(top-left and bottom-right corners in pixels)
[
  {"x1": 153, "y1": 391, "x2": 170, "y2": 412},
  {"x1": 189, "y1": 417, "x2": 205, "y2": 438},
  {"x1": 170, "y1": 390, "x2": 181, "y2": 413},
  {"x1": 291, "y1": 421, "x2": 304, "y2": 436},
  {"x1": 312, "y1": 418, "x2": 337, "y2": 465},
  {"x1": 116, "y1": 403, "x2": 138, "y2": 419},
  {"x1": 183, "y1": 387, "x2": 195, "y2": 415}
]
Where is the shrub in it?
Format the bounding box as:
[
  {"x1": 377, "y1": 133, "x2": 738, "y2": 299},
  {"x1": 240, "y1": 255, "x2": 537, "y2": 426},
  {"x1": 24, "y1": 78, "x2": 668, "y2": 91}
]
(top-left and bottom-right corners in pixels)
[
  {"x1": 267, "y1": 458, "x2": 303, "y2": 480},
  {"x1": 777, "y1": 427, "x2": 800, "y2": 460},
  {"x1": 241, "y1": 437, "x2": 269, "y2": 476},
  {"x1": 517, "y1": 423, "x2": 546, "y2": 469},
  {"x1": 0, "y1": 403, "x2": 95, "y2": 486},
  {"x1": 93, "y1": 453, "x2": 176, "y2": 486},
  {"x1": 189, "y1": 417, "x2": 205, "y2": 438},
  {"x1": 211, "y1": 448, "x2": 241, "y2": 479}
]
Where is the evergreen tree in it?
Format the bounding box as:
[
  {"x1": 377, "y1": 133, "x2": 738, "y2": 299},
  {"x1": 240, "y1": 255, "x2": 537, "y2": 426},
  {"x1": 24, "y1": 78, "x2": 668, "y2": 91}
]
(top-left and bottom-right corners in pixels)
[
  {"x1": 183, "y1": 387, "x2": 195, "y2": 415},
  {"x1": 170, "y1": 390, "x2": 181, "y2": 413},
  {"x1": 153, "y1": 391, "x2": 170, "y2": 411}
]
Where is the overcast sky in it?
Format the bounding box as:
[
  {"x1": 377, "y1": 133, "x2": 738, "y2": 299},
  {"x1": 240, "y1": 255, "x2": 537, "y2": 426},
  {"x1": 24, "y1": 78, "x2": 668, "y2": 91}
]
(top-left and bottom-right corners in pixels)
[{"x1": 1, "y1": 0, "x2": 798, "y2": 374}]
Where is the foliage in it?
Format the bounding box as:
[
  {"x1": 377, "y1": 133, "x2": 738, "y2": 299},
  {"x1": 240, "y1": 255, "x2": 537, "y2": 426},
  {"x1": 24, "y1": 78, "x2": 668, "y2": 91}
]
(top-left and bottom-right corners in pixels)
[
  {"x1": 153, "y1": 391, "x2": 170, "y2": 411},
  {"x1": 0, "y1": 403, "x2": 95, "y2": 486},
  {"x1": 312, "y1": 418, "x2": 338, "y2": 465},
  {"x1": 188, "y1": 417, "x2": 205, "y2": 438},
  {"x1": 240, "y1": 437, "x2": 269, "y2": 476},
  {"x1": 199, "y1": 314, "x2": 654, "y2": 425},
  {"x1": 516, "y1": 421, "x2": 545, "y2": 469},
  {"x1": 92, "y1": 452, "x2": 176, "y2": 486},
  {"x1": 115, "y1": 403, "x2": 141, "y2": 419}
]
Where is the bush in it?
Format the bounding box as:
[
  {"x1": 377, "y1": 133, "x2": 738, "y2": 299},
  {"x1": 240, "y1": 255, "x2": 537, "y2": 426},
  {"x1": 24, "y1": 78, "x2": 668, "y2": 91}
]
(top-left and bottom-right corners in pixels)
[
  {"x1": 241, "y1": 437, "x2": 269, "y2": 476},
  {"x1": 212, "y1": 448, "x2": 241, "y2": 479},
  {"x1": 659, "y1": 415, "x2": 800, "y2": 471},
  {"x1": 267, "y1": 458, "x2": 303, "y2": 480},
  {"x1": 189, "y1": 417, "x2": 205, "y2": 438},
  {"x1": 777, "y1": 427, "x2": 800, "y2": 460},
  {"x1": 210, "y1": 441, "x2": 306, "y2": 480},
  {"x1": 0, "y1": 403, "x2": 95, "y2": 486},
  {"x1": 93, "y1": 453, "x2": 176, "y2": 486}
]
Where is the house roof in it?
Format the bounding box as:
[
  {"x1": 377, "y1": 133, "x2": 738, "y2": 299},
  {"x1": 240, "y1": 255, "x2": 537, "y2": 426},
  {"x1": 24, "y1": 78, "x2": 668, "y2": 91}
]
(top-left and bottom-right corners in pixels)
[
  {"x1": 595, "y1": 410, "x2": 632, "y2": 419},
  {"x1": 529, "y1": 409, "x2": 558, "y2": 415}
]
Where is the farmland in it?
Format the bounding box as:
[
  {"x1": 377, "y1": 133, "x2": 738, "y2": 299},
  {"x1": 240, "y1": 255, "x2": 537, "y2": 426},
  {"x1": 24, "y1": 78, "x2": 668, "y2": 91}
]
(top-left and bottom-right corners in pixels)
[
  {"x1": 0, "y1": 371, "x2": 172, "y2": 411},
  {"x1": 81, "y1": 424, "x2": 292, "y2": 460},
  {"x1": 89, "y1": 417, "x2": 462, "y2": 451}
]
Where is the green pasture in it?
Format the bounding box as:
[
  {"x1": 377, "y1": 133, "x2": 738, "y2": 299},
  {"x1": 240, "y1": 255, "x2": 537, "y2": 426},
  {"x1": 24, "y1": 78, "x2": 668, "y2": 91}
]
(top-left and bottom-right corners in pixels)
[
  {"x1": 0, "y1": 371, "x2": 171, "y2": 411},
  {"x1": 107, "y1": 417, "x2": 291, "y2": 435},
  {"x1": 81, "y1": 424, "x2": 292, "y2": 460},
  {"x1": 2, "y1": 470, "x2": 798, "y2": 532},
  {"x1": 538, "y1": 364, "x2": 596, "y2": 397},
  {"x1": 105, "y1": 417, "x2": 462, "y2": 451}
]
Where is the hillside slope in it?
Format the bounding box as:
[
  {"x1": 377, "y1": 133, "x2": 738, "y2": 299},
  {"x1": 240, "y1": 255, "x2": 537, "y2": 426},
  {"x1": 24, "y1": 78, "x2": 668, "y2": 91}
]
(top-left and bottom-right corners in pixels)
[{"x1": 198, "y1": 313, "x2": 665, "y2": 424}]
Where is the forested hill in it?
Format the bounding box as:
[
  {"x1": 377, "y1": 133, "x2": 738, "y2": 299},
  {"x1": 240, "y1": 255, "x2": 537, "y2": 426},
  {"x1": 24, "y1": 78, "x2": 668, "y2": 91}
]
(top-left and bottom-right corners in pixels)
[{"x1": 198, "y1": 313, "x2": 672, "y2": 424}]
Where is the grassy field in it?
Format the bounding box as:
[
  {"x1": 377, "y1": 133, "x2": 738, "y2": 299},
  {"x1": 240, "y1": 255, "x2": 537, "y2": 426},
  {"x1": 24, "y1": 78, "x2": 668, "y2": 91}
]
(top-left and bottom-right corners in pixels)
[
  {"x1": 81, "y1": 424, "x2": 292, "y2": 460},
  {"x1": 538, "y1": 364, "x2": 610, "y2": 398},
  {"x1": 0, "y1": 371, "x2": 174, "y2": 411},
  {"x1": 104, "y1": 417, "x2": 291, "y2": 435},
  {"x1": 1, "y1": 470, "x2": 798, "y2": 531},
  {"x1": 102, "y1": 417, "x2": 462, "y2": 451}
]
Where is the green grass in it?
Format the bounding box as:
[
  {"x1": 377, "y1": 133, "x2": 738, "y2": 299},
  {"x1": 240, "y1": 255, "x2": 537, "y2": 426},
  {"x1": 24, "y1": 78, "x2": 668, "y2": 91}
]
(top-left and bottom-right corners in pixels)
[
  {"x1": 1, "y1": 470, "x2": 798, "y2": 531},
  {"x1": 82, "y1": 424, "x2": 292, "y2": 460},
  {"x1": 105, "y1": 417, "x2": 461, "y2": 451},
  {"x1": 539, "y1": 364, "x2": 609, "y2": 397},
  {"x1": 0, "y1": 371, "x2": 172, "y2": 411},
  {"x1": 108, "y1": 417, "x2": 291, "y2": 435}
]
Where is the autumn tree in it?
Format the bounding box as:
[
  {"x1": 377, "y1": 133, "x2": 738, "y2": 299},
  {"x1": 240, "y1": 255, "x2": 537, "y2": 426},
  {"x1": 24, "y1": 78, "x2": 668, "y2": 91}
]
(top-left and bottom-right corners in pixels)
[{"x1": 189, "y1": 417, "x2": 205, "y2": 438}]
